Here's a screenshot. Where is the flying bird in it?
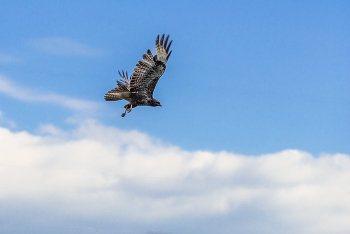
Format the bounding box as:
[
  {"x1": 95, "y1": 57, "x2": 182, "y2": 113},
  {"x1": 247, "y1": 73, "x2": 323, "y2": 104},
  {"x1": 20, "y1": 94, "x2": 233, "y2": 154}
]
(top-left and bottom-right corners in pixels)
[{"x1": 104, "y1": 34, "x2": 173, "y2": 117}]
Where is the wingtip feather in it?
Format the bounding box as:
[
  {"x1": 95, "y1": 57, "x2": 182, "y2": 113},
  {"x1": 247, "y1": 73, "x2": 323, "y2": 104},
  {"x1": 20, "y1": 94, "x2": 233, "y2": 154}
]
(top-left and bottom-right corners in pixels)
[
  {"x1": 166, "y1": 50, "x2": 172, "y2": 60},
  {"x1": 160, "y1": 34, "x2": 165, "y2": 46},
  {"x1": 166, "y1": 40, "x2": 173, "y2": 53},
  {"x1": 164, "y1": 35, "x2": 169, "y2": 48}
]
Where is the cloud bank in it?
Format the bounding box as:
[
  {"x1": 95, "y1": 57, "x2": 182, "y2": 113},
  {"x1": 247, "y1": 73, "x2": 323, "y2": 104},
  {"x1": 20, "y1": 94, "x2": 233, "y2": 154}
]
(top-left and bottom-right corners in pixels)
[
  {"x1": 0, "y1": 120, "x2": 349, "y2": 234},
  {"x1": 0, "y1": 74, "x2": 101, "y2": 112}
]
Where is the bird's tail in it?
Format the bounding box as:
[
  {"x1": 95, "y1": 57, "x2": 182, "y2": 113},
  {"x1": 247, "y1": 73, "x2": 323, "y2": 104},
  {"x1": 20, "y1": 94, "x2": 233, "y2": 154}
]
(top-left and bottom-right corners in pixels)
[
  {"x1": 104, "y1": 90, "x2": 130, "y2": 101},
  {"x1": 104, "y1": 70, "x2": 131, "y2": 101},
  {"x1": 155, "y1": 34, "x2": 172, "y2": 64}
]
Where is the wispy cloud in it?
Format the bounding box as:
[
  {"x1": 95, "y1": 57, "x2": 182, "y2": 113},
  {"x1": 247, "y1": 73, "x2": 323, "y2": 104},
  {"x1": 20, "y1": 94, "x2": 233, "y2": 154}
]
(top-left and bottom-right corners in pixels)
[
  {"x1": 0, "y1": 74, "x2": 101, "y2": 112},
  {"x1": 0, "y1": 53, "x2": 20, "y2": 63},
  {"x1": 29, "y1": 37, "x2": 104, "y2": 56},
  {"x1": 0, "y1": 110, "x2": 16, "y2": 128},
  {"x1": 0, "y1": 119, "x2": 349, "y2": 234}
]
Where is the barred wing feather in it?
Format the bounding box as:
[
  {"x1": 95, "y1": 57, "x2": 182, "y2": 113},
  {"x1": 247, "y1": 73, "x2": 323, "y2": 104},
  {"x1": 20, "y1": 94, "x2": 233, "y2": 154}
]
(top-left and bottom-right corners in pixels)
[
  {"x1": 130, "y1": 34, "x2": 172, "y2": 96},
  {"x1": 129, "y1": 49, "x2": 158, "y2": 92}
]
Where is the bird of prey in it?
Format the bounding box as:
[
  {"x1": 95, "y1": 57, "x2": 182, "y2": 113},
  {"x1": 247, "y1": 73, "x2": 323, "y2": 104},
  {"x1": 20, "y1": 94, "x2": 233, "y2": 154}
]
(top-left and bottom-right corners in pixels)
[{"x1": 104, "y1": 34, "x2": 173, "y2": 117}]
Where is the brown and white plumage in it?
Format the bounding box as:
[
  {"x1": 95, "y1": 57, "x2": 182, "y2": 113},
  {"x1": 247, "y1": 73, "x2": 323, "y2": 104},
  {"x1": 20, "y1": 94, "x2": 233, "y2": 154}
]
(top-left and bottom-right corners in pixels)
[{"x1": 104, "y1": 34, "x2": 173, "y2": 117}]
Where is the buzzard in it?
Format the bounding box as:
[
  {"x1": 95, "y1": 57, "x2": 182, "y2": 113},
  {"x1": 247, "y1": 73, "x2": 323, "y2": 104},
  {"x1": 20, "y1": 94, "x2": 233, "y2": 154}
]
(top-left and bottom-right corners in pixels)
[{"x1": 104, "y1": 34, "x2": 173, "y2": 117}]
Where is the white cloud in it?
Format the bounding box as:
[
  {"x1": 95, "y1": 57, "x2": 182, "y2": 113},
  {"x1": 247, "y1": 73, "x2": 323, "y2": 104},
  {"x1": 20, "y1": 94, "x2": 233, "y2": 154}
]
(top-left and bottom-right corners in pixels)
[
  {"x1": 0, "y1": 74, "x2": 101, "y2": 112},
  {"x1": 29, "y1": 37, "x2": 104, "y2": 56},
  {"x1": 0, "y1": 120, "x2": 349, "y2": 234}
]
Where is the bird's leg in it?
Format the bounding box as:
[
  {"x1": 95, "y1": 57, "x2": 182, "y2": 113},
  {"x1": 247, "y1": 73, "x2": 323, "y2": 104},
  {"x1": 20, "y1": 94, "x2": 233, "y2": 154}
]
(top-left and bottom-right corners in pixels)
[
  {"x1": 127, "y1": 104, "x2": 133, "y2": 113},
  {"x1": 121, "y1": 104, "x2": 132, "y2": 117}
]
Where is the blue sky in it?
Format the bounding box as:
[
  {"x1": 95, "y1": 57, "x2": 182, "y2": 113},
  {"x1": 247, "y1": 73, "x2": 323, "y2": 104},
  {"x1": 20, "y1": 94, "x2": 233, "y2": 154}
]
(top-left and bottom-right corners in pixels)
[{"x1": 0, "y1": 1, "x2": 349, "y2": 234}]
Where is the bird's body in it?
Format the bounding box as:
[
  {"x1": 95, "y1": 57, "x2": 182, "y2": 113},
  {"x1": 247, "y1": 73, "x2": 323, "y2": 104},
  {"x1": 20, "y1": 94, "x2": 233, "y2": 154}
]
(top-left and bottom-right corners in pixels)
[{"x1": 104, "y1": 34, "x2": 172, "y2": 117}]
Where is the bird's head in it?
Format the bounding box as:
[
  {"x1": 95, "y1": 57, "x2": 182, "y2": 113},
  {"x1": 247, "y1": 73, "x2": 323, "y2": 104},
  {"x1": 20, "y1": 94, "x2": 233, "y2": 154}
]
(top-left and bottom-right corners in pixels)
[{"x1": 150, "y1": 98, "x2": 162, "y2": 107}]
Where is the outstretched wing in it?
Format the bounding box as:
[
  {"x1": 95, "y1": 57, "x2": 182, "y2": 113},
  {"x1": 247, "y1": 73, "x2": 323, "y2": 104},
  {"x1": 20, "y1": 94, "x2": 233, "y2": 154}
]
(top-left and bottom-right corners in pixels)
[{"x1": 130, "y1": 34, "x2": 173, "y2": 96}]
